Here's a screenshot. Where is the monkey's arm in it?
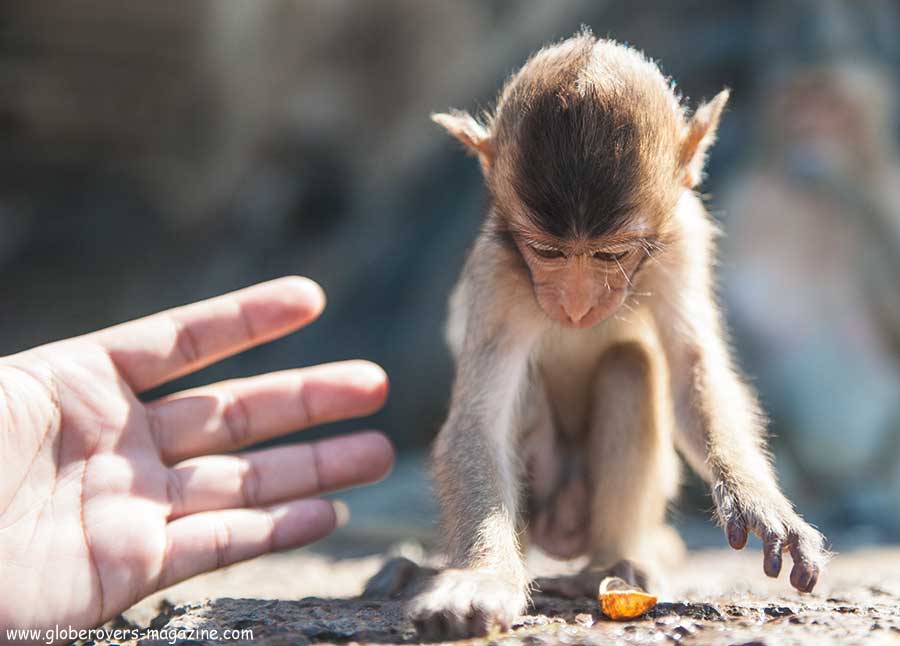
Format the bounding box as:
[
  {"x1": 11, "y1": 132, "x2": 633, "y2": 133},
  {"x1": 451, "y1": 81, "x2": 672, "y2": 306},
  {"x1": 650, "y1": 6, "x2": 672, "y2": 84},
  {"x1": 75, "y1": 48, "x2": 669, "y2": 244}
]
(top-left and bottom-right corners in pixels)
[
  {"x1": 433, "y1": 337, "x2": 531, "y2": 576},
  {"x1": 652, "y1": 195, "x2": 827, "y2": 592},
  {"x1": 409, "y1": 241, "x2": 541, "y2": 637}
]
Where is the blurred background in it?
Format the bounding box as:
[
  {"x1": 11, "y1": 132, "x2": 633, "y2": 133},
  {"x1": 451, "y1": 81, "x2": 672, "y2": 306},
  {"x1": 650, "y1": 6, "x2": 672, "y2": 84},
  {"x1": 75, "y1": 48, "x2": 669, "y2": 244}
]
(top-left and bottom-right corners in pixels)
[{"x1": 2, "y1": 0, "x2": 899, "y2": 555}]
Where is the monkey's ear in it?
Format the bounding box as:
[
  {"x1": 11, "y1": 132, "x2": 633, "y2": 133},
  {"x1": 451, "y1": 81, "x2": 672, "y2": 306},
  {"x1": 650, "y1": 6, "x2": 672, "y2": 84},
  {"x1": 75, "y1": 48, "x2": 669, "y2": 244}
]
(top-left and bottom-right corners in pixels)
[
  {"x1": 679, "y1": 89, "x2": 729, "y2": 188},
  {"x1": 432, "y1": 110, "x2": 494, "y2": 173}
]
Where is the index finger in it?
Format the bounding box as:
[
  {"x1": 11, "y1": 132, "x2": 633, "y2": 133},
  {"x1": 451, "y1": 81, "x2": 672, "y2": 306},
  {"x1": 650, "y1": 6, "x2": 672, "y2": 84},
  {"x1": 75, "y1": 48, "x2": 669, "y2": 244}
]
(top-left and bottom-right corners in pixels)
[{"x1": 92, "y1": 276, "x2": 326, "y2": 392}]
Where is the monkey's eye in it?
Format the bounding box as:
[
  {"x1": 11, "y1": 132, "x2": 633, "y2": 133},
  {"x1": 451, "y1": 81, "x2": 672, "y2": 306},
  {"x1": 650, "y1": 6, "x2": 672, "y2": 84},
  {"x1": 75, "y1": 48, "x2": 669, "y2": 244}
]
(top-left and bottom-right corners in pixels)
[
  {"x1": 593, "y1": 249, "x2": 630, "y2": 262},
  {"x1": 529, "y1": 245, "x2": 565, "y2": 259}
]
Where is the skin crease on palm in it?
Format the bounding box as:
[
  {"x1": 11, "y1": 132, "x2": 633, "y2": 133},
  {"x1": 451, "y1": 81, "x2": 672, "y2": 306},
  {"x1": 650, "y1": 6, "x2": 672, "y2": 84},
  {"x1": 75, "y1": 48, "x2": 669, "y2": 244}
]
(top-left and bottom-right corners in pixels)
[{"x1": 0, "y1": 276, "x2": 395, "y2": 641}]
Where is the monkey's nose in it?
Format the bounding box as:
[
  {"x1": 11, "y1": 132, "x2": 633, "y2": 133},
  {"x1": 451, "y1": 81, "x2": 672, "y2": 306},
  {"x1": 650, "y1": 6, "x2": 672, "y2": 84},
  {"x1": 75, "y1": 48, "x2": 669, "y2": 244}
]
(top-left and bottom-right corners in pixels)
[{"x1": 563, "y1": 302, "x2": 593, "y2": 325}]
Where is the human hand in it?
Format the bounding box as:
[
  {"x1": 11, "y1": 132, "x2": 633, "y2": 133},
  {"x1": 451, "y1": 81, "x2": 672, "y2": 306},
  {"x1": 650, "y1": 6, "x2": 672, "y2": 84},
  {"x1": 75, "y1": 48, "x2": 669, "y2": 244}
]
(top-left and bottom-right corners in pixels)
[{"x1": 0, "y1": 277, "x2": 393, "y2": 638}]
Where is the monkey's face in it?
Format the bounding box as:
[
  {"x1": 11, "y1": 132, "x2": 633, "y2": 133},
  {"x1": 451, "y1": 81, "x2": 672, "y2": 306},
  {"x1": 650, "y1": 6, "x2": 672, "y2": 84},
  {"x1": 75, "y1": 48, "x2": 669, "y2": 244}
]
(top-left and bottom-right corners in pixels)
[
  {"x1": 512, "y1": 231, "x2": 650, "y2": 328},
  {"x1": 434, "y1": 32, "x2": 729, "y2": 331}
]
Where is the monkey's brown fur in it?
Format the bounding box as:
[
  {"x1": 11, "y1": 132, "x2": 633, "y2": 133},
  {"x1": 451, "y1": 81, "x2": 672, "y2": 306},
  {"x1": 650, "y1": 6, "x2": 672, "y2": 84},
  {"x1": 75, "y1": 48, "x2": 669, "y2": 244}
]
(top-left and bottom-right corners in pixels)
[{"x1": 368, "y1": 31, "x2": 828, "y2": 640}]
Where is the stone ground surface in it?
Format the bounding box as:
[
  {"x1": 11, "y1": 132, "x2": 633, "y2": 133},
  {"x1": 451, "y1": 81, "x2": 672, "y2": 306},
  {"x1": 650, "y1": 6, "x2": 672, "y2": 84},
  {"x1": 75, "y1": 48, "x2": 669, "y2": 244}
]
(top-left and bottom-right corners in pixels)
[
  {"x1": 75, "y1": 459, "x2": 900, "y2": 645},
  {"x1": 91, "y1": 545, "x2": 900, "y2": 646}
]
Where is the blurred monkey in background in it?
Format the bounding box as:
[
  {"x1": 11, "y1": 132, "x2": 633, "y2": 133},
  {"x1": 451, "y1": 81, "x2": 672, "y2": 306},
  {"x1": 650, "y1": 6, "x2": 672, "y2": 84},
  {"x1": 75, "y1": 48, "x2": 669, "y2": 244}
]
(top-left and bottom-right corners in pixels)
[{"x1": 722, "y1": 2, "x2": 900, "y2": 536}]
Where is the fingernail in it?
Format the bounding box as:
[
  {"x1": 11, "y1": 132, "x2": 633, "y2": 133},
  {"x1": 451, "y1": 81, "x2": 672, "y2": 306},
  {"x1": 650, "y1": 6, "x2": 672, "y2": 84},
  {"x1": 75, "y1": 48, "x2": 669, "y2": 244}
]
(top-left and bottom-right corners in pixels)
[{"x1": 332, "y1": 499, "x2": 350, "y2": 528}]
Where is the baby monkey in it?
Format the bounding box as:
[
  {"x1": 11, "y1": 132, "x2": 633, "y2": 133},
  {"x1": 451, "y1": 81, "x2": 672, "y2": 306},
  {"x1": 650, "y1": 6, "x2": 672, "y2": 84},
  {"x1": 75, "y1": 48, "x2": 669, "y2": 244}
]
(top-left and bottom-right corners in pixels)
[{"x1": 366, "y1": 32, "x2": 827, "y2": 639}]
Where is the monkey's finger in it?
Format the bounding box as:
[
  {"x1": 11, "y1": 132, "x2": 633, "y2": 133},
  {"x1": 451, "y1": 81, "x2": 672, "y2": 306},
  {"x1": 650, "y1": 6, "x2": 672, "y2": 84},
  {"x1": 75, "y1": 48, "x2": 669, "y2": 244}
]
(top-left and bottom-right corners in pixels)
[
  {"x1": 93, "y1": 276, "x2": 325, "y2": 393},
  {"x1": 726, "y1": 518, "x2": 748, "y2": 550},
  {"x1": 763, "y1": 534, "x2": 784, "y2": 578},
  {"x1": 788, "y1": 540, "x2": 820, "y2": 593},
  {"x1": 158, "y1": 499, "x2": 344, "y2": 591},
  {"x1": 166, "y1": 431, "x2": 394, "y2": 519},
  {"x1": 789, "y1": 562, "x2": 819, "y2": 593},
  {"x1": 148, "y1": 361, "x2": 388, "y2": 463}
]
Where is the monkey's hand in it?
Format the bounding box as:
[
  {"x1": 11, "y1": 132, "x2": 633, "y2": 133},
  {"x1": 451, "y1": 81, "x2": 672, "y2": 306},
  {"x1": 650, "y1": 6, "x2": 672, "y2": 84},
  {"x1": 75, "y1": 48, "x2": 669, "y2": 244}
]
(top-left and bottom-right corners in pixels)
[
  {"x1": 408, "y1": 568, "x2": 527, "y2": 639},
  {"x1": 714, "y1": 483, "x2": 829, "y2": 593}
]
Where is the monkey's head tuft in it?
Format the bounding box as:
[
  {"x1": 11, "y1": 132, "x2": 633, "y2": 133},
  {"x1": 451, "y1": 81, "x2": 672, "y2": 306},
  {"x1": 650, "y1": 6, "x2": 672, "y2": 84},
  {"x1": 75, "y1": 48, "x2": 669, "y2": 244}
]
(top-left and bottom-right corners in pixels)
[{"x1": 434, "y1": 31, "x2": 729, "y2": 329}]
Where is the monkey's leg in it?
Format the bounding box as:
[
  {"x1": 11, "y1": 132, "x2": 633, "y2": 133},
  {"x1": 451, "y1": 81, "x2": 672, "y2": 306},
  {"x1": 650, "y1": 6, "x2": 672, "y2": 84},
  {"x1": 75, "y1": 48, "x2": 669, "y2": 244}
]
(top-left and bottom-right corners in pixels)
[
  {"x1": 524, "y1": 373, "x2": 592, "y2": 561},
  {"x1": 586, "y1": 342, "x2": 682, "y2": 574},
  {"x1": 362, "y1": 557, "x2": 438, "y2": 600},
  {"x1": 536, "y1": 342, "x2": 682, "y2": 598}
]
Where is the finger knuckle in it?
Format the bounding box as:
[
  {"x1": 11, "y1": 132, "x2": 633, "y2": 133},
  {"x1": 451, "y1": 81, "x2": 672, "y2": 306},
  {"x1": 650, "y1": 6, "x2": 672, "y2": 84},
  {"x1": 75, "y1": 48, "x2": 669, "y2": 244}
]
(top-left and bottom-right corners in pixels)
[
  {"x1": 223, "y1": 391, "x2": 252, "y2": 448},
  {"x1": 295, "y1": 381, "x2": 314, "y2": 428},
  {"x1": 172, "y1": 316, "x2": 202, "y2": 367},
  {"x1": 233, "y1": 298, "x2": 258, "y2": 344},
  {"x1": 211, "y1": 516, "x2": 232, "y2": 569},
  {"x1": 240, "y1": 459, "x2": 263, "y2": 508}
]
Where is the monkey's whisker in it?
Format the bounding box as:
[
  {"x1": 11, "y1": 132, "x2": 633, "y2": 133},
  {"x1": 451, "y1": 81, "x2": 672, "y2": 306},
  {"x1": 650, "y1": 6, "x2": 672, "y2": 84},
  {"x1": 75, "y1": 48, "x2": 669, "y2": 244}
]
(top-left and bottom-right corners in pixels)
[{"x1": 614, "y1": 258, "x2": 634, "y2": 288}]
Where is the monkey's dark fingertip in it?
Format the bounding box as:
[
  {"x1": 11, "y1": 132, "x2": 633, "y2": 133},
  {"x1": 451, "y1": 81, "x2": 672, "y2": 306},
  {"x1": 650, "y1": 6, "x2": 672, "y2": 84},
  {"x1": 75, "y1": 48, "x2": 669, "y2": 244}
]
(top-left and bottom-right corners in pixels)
[
  {"x1": 726, "y1": 520, "x2": 748, "y2": 550},
  {"x1": 763, "y1": 544, "x2": 783, "y2": 578},
  {"x1": 804, "y1": 569, "x2": 819, "y2": 593},
  {"x1": 790, "y1": 563, "x2": 819, "y2": 593}
]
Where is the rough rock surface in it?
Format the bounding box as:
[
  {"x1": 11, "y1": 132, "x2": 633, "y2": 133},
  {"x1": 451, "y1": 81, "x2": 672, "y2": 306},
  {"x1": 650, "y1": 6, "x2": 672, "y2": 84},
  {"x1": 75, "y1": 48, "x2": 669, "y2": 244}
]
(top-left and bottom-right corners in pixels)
[{"x1": 88, "y1": 546, "x2": 900, "y2": 646}]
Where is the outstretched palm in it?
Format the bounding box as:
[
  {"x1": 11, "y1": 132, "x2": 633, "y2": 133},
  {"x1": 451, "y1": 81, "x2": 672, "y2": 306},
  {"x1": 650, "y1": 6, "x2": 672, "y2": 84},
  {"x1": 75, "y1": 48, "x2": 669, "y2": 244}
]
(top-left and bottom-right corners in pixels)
[{"x1": 0, "y1": 277, "x2": 393, "y2": 636}]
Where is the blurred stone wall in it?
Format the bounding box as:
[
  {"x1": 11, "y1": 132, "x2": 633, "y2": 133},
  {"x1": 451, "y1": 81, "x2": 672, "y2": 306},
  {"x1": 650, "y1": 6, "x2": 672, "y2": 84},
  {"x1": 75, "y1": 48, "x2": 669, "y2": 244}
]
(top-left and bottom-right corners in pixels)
[
  {"x1": 0, "y1": 0, "x2": 741, "y2": 446},
  {"x1": 0, "y1": 0, "x2": 898, "y2": 484}
]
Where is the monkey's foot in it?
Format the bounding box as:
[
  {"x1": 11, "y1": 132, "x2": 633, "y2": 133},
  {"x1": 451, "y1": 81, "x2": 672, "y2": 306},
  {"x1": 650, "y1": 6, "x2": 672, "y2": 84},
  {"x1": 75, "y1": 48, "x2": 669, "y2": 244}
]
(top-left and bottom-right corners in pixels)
[
  {"x1": 534, "y1": 559, "x2": 650, "y2": 598},
  {"x1": 408, "y1": 568, "x2": 527, "y2": 640},
  {"x1": 717, "y1": 488, "x2": 829, "y2": 593},
  {"x1": 362, "y1": 557, "x2": 437, "y2": 600}
]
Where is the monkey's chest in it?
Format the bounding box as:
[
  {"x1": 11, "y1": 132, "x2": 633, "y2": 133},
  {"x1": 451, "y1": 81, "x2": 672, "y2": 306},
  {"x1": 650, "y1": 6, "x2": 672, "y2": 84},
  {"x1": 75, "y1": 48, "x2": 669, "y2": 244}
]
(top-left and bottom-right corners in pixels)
[
  {"x1": 533, "y1": 309, "x2": 659, "y2": 437},
  {"x1": 535, "y1": 328, "x2": 613, "y2": 438}
]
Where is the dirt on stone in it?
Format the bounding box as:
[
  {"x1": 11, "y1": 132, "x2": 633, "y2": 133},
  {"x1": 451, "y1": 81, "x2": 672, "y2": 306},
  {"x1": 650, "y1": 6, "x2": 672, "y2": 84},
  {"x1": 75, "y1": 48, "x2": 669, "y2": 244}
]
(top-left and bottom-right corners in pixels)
[{"x1": 87, "y1": 547, "x2": 900, "y2": 646}]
